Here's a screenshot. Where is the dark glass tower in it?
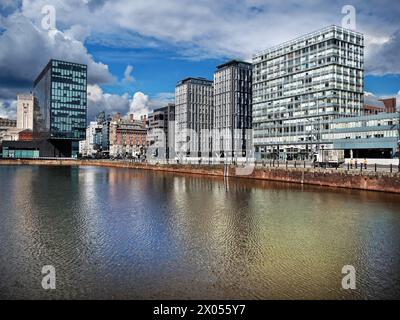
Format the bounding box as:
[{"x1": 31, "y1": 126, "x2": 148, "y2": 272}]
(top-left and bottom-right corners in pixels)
[{"x1": 34, "y1": 59, "x2": 87, "y2": 157}]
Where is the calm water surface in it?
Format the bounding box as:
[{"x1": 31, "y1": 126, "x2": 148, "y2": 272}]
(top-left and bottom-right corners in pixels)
[{"x1": 0, "y1": 165, "x2": 399, "y2": 299}]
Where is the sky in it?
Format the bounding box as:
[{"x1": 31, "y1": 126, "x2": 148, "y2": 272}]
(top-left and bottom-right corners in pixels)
[{"x1": 0, "y1": 0, "x2": 399, "y2": 120}]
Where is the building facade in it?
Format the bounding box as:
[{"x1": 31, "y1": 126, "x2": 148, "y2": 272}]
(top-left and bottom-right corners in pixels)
[
  {"x1": 17, "y1": 94, "x2": 39, "y2": 131},
  {"x1": 101, "y1": 115, "x2": 112, "y2": 155},
  {"x1": 0, "y1": 118, "x2": 18, "y2": 150},
  {"x1": 380, "y1": 98, "x2": 397, "y2": 114},
  {"x1": 79, "y1": 121, "x2": 103, "y2": 157},
  {"x1": 213, "y1": 60, "x2": 252, "y2": 161},
  {"x1": 0, "y1": 118, "x2": 17, "y2": 128},
  {"x1": 109, "y1": 114, "x2": 148, "y2": 158},
  {"x1": 252, "y1": 25, "x2": 364, "y2": 160},
  {"x1": 363, "y1": 104, "x2": 383, "y2": 116},
  {"x1": 33, "y1": 59, "x2": 87, "y2": 157},
  {"x1": 175, "y1": 78, "x2": 213, "y2": 160},
  {"x1": 147, "y1": 104, "x2": 175, "y2": 159},
  {"x1": 322, "y1": 112, "x2": 399, "y2": 159}
]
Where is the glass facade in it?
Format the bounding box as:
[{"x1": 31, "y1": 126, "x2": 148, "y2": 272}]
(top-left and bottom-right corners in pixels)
[
  {"x1": 2, "y1": 148, "x2": 40, "y2": 159},
  {"x1": 323, "y1": 113, "x2": 399, "y2": 141},
  {"x1": 214, "y1": 61, "x2": 252, "y2": 158},
  {"x1": 34, "y1": 59, "x2": 87, "y2": 141},
  {"x1": 323, "y1": 113, "x2": 400, "y2": 158},
  {"x1": 252, "y1": 25, "x2": 364, "y2": 160}
]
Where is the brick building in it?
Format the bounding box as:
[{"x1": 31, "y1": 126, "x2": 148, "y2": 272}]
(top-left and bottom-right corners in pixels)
[
  {"x1": 380, "y1": 98, "x2": 397, "y2": 114},
  {"x1": 109, "y1": 113, "x2": 148, "y2": 158}
]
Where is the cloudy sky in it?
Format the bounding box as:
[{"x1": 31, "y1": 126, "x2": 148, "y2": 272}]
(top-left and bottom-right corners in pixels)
[{"x1": 0, "y1": 0, "x2": 399, "y2": 120}]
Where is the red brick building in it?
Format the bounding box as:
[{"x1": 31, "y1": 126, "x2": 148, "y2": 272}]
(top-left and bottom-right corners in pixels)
[
  {"x1": 379, "y1": 98, "x2": 397, "y2": 113},
  {"x1": 109, "y1": 113, "x2": 148, "y2": 158},
  {"x1": 18, "y1": 129, "x2": 34, "y2": 141},
  {"x1": 363, "y1": 97, "x2": 397, "y2": 115}
]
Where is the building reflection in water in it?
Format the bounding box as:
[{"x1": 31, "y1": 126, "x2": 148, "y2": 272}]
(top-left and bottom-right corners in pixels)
[{"x1": 0, "y1": 165, "x2": 399, "y2": 299}]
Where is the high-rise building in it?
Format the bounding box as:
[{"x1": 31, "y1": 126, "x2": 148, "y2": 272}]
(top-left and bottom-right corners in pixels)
[
  {"x1": 252, "y1": 25, "x2": 364, "y2": 160},
  {"x1": 175, "y1": 78, "x2": 213, "y2": 160},
  {"x1": 33, "y1": 59, "x2": 87, "y2": 157},
  {"x1": 213, "y1": 60, "x2": 252, "y2": 161},
  {"x1": 101, "y1": 115, "x2": 112, "y2": 155},
  {"x1": 17, "y1": 93, "x2": 39, "y2": 131},
  {"x1": 147, "y1": 104, "x2": 175, "y2": 159}
]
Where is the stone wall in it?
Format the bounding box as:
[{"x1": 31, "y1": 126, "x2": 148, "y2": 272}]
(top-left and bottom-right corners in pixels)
[{"x1": 1, "y1": 159, "x2": 399, "y2": 194}]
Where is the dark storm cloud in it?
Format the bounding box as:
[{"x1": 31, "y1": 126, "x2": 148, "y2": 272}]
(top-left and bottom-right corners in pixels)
[
  {"x1": 366, "y1": 28, "x2": 400, "y2": 75},
  {"x1": 0, "y1": 11, "x2": 114, "y2": 111}
]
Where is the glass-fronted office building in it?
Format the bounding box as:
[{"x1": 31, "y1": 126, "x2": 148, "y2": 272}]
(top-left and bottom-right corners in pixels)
[
  {"x1": 34, "y1": 59, "x2": 87, "y2": 157},
  {"x1": 253, "y1": 25, "x2": 364, "y2": 160},
  {"x1": 322, "y1": 112, "x2": 399, "y2": 158},
  {"x1": 213, "y1": 60, "x2": 253, "y2": 161}
]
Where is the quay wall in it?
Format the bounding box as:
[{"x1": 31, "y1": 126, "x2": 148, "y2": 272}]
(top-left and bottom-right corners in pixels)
[{"x1": 1, "y1": 159, "x2": 400, "y2": 194}]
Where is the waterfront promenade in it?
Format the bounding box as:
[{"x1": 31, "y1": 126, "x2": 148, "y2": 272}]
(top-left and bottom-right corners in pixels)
[{"x1": 1, "y1": 158, "x2": 400, "y2": 194}]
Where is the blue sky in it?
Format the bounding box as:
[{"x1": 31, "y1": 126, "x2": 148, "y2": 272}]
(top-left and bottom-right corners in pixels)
[
  {"x1": 89, "y1": 43, "x2": 225, "y2": 97},
  {"x1": 0, "y1": 0, "x2": 399, "y2": 119},
  {"x1": 365, "y1": 75, "x2": 400, "y2": 96}
]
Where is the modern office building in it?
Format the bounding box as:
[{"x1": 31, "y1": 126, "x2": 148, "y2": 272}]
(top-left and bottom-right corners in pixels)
[
  {"x1": 175, "y1": 78, "x2": 213, "y2": 160},
  {"x1": 17, "y1": 93, "x2": 39, "y2": 131},
  {"x1": 252, "y1": 25, "x2": 364, "y2": 160},
  {"x1": 147, "y1": 104, "x2": 175, "y2": 159},
  {"x1": 33, "y1": 59, "x2": 87, "y2": 157},
  {"x1": 213, "y1": 60, "x2": 252, "y2": 161},
  {"x1": 101, "y1": 115, "x2": 112, "y2": 155},
  {"x1": 322, "y1": 112, "x2": 399, "y2": 159}
]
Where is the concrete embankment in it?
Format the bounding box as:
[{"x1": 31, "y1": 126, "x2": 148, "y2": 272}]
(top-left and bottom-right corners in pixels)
[{"x1": 1, "y1": 159, "x2": 400, "y2": 194}]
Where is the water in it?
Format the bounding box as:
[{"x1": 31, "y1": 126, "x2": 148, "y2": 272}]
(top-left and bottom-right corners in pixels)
[{"x1": 0, "y1": 165, "x2": 399, "y2": 300}]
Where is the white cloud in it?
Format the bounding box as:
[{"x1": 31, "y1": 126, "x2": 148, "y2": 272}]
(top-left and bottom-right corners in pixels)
[
  {"x1": 364, "y1": 91, "x2": 400, "y2": 111},
  {"x1": 19, "y1": 0, "x2": 400, "y2": 73},
  {"x1": 65, "y1": 24, "x2": 91, "y2": 42},
  {"x1": 87, "y1": 84, "x2": 130, "y2": 119},
  {"x1": 128, "y1": 92, "x2": 174, "y2": 119},
  {"x1": 1, "y1": 0, "x2": 399, "y2": 118},
  {"x1": 88, "y1": 84, "x2": 174, "y2": 121},
  {"x1": 364, "y1": 92, "x2": 384, "y2": 107},
  {"x1": 129, "y1": 92, "x2": 149, "y2": 119},
  {"x1": 0, "y1": 11, "x2": 114, "y2": 100},
  {"x1": 398, "y1": 91, "x2": 400, "y2": 109},
  {"x1": 123, "y1": 65, "x2": 134, "y2": 82}
]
